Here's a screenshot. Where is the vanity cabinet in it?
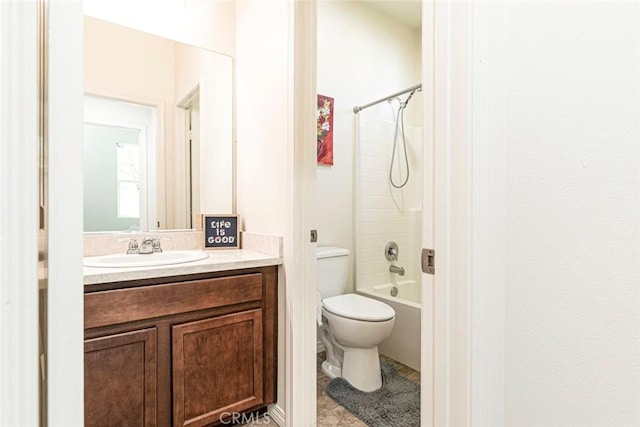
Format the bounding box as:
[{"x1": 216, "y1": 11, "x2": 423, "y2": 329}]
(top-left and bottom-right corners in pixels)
[
  {"x1": 84, "y1": 266, "x2": 277, "y2": 427},
  {"x1": 85, "y1": 328, "x2": 158, "y2": 426}
]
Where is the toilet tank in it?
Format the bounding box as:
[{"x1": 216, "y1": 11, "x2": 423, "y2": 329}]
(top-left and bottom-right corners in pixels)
[{"x1": 317, "y1": 246, "x2": 350, "y2": 299}]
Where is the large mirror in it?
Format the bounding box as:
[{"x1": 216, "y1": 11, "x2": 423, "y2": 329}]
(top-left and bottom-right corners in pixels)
[{"x1": 83, "y1": 16, "x2": 233, "y2": 232}]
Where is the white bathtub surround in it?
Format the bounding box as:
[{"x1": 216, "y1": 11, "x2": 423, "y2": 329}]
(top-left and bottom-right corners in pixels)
[
  {"x1": 370, "y1": 280, "x2": 421, "y2": 306},
  {"x1": 354, "y1": 113, "x2": 423, "y2": 372},
  {"x1": 355, "y1": 115, "x2": 422, "y2": 291}
]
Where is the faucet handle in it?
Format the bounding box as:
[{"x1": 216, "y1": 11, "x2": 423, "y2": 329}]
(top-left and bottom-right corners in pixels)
[
  {"x1": 151, "y1": 238, "x2": 164, "y2": 253},
  {"x1": 118, "y1": 237, "x2": 139, "y2": 254},
  {"x1": 150, "y1": 237, "x2": 170, "y2": 253},
  {"x1": 385, "y1": 241, "x2": 399, "y2": 261}
]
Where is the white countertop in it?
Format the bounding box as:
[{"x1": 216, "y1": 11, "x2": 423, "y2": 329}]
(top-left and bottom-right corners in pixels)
[{"x1": 83, "y1": 249, "x2": 282, "y2": 285}]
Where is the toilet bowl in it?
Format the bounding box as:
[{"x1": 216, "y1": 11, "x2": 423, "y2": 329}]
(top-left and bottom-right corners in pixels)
[
  {"x1": 316, "y1": 247, "x2": 396, "y2": 392},
  {"x1": 319, "y1": 294, "x2": 395, "y2": 391}
]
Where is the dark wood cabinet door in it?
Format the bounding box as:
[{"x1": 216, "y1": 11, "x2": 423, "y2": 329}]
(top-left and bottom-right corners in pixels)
[
  {"x1": 85, "y1": 328, "x2": 158, "y2": 427},
  {"x1": 172, "y1": 309, "x2": 263, "y2": 427}
]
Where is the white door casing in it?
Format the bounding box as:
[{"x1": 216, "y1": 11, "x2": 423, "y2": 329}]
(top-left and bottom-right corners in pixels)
[
  {"x1": 421, "y1": 1, "x2": 436, "y2": 425},
  {"x1": 0, "y1": 1, "x2": 40, "y2": 424},
  {"x1": 432, "y1": 1, "x2": 475, "y2": 425},
  {"x1": 47, "y1": 0, "x2": 85, "y2": 425},
  {"x1": 286, "y1": 0, "x2": 318, "y2": 426},
  {"x1": 293, "y1": 1, "x2": 474, "y2": 426}
]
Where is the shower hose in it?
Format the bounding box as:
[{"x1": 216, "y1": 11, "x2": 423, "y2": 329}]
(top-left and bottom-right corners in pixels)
[{"x1": 389, "y1": 91, "x2": 414, "y2": 189}]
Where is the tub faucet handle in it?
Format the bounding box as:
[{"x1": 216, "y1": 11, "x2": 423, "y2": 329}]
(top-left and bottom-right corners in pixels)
[{"x1": 385, "y1": 241, "x2": 399, "y2": 261}]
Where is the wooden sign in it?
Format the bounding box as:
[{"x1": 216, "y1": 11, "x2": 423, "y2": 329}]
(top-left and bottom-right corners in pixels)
[{"x1": 203, "y1": 215, "x2": 239, "y2": 249}]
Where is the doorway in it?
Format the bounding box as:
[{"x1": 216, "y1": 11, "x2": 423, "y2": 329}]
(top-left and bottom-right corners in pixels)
[
  {"x1": 314, "y1": 1, "x2": 431, "y2": 425},
  {"x1": 83, "y1": 95, "x2": 157, "y2": 232}
]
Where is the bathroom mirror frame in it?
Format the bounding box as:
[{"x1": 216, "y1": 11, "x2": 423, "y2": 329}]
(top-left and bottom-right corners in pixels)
[{"x1": 82, "y1": 15, "x2": 234, "y2": 234}]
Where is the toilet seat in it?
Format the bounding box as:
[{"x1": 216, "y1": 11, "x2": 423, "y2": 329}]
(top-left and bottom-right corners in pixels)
[{"x1": 323, "y1": 294, "x2": 395, "y2": 322}]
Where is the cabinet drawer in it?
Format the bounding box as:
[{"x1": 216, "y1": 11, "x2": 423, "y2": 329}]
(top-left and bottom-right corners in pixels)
[{"x1": 85, "y1": 273, "x2": 263, "y2": 329}]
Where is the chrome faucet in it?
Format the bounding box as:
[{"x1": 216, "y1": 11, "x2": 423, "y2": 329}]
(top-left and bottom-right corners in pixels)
[
  {"x1": 139, "y1": 238, "x2": 153, "y2": 254},
  {"x1": 389, "y1": 265, "x2": 405, "y2": 276},
  {"x1": 138, "y1": 237, "x2": 164, "y2": 254}
]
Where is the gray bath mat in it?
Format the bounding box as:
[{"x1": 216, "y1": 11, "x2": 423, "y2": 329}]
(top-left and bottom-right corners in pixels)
[{"x1": 325, "y1": 361, "x2": 420, "y2": 427}]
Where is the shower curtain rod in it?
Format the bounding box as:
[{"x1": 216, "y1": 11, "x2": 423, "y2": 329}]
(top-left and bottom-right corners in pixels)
[{"x1": 353, "y1": 83, "x2": 422, "y2": 114}]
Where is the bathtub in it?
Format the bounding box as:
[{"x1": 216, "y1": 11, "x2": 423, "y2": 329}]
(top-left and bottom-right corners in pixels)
[{"x1": 357, "y1": 280, "x2": 421, "y2": 371}]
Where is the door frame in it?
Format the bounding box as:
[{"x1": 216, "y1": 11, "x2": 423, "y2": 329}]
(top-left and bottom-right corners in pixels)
[
  {"x1": 46, "y1": 0, "x2": 85, "y2": 425},
  {"x1": 0, "y1": 1, "x2": 40, "y2": 424},
  {"x1": 431, "y1": 1, "x2": 503, "y2": 425},
  {"x1": 284, "y1": 1, "x2": 318, "y2": 425},
  {"x1": 290, "y1": 1, "x2": 476, "y2": 426},
  {"x1": 422, "y1": 1, "x2": 436, "y2": 424},
  {"x1": 432, "y1": 1, "x2": 475, "y2": 425},
  {"x1": 427, "y1": 0, "x2": 476, "y2": 425},
  {"x1": 25, "y1": 1, "x2": 484, "y2": 426},
  {"x1": 2, "y1": 1, "x2": 85, "y2": 425}
]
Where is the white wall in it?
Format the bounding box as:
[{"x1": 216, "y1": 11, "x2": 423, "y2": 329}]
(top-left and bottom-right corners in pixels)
[
  {"x1": 235, "y1": 1, "x2": 289, "y2": 235},
  {"x1": 235, "y1": 0, "x2": 291, "y2": 419},
  {"x1": 484, "y1": 2, "x2": 640, "y2": 425},
  {"x1": 317, "y1": 1, "x2": 421, "y2": 292},
  {"x1": 83, "y1": 0, "x2": 235, "y2": 56},
  {"x1": 84, "y1": 16, "x2": 176, "y2": 103}
]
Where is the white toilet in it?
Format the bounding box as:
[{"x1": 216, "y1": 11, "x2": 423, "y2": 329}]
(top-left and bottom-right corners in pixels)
[{"x1": 317, "y1": 246, "x2": 395, "y2": 392}]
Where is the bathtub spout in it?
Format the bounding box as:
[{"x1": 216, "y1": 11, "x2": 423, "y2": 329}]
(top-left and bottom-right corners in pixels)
[{"x1": 389, "y1": 265, "x2": 405, "y2": 276}]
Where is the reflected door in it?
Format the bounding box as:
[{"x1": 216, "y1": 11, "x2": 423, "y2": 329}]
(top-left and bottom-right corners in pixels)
[
  {"x1": 83, "y1": 123, "x2": 146, "y2": 232},
  {"x1": 83, "y1": 95, "x2": 156, "y2": 232}
]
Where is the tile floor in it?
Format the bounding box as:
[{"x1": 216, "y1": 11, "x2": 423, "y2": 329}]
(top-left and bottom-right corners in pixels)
[{"x1": 240, "y1": 352, "x2": 420, "y2": 426}]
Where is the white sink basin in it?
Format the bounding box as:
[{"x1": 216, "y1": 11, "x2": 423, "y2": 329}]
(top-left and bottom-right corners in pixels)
[{"x1": 84, "y1": 250, "x2": 209, "y2": 268}]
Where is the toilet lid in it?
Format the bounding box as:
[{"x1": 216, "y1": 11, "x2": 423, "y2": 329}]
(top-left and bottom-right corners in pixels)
[{"x1": 322, "y1": 294, "x2": 395, "y2": 322}]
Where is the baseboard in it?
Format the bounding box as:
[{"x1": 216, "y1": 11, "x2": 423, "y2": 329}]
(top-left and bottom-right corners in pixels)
[
  {"x1": 317, "y1": 340, "x2": 325, "y2": 354},
  {"x1": 268, "y1": 404, "x2": 286, "y2": 426}
]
